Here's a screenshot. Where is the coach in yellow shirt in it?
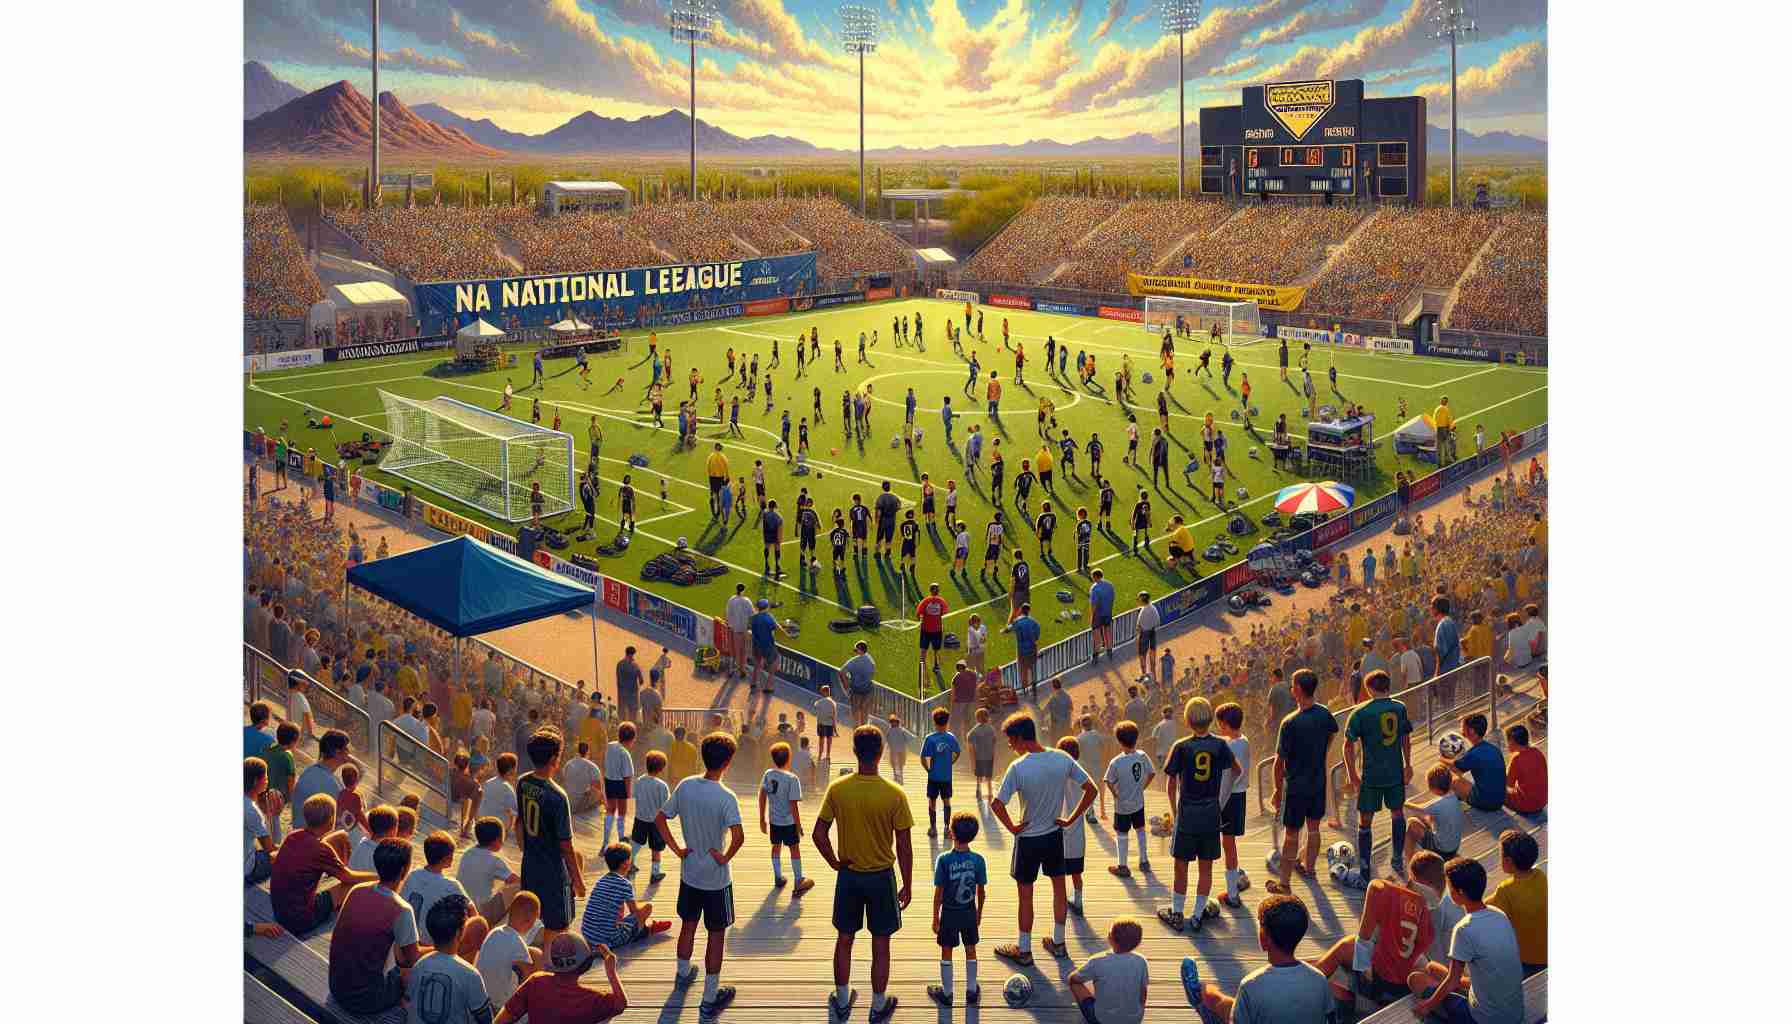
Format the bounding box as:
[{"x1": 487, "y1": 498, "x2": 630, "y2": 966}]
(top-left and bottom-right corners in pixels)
[
  {"x1": 814, "y1": 723, "x2": 914, "y2": 1010},
  {"x1": 1168, "y1": 517, "x2": 1196, "y2": 562},
  {"x1": 667, "y1": 727, "x2": 700, "y2": 786},
  {"x1": 705, "y1": 442, "x2": 730, "y2": 517},
  {"x1": 1432, "y1": 396, "x2": 1457, "y2": 463}
]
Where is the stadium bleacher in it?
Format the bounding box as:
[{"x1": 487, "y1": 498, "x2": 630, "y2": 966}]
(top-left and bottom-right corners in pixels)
[
  {"x1": 1052, "y1": 200, "x2": 1236, "y2": 292},
  {"x1": 1305, "y1": 208, "x2": 1503, "y2": 320},
  {"x1": 1449, "y1": 211, "x2": 1548, "y2": 337},
  {"x1": 965, "y1": 196, "x2": 1124, "y2": 285},
  {"x1": 246, "y1": 205, "x2": 325, "y2": 320},
  {"x1": 1168, "y1": 204, "x2": 1370, "y2": 286}
]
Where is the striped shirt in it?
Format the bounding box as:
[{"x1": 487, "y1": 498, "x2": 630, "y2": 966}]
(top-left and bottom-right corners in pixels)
[{"x1": 579, "y1": 871, "x2": 636, "y2": 949}]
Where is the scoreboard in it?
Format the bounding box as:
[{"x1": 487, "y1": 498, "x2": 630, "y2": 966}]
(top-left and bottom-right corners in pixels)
[{"x1": 1198, "y1": 79, "x2": 1426, "y2": 203}]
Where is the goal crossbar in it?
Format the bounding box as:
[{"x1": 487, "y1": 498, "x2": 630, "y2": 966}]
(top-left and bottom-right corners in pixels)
[
  {"x1": 377, "y1": 391, "x2": 574, "y2": 523},
  {"x1": 1142, "y1": 297, "x2": 1262, "y2": 347}
]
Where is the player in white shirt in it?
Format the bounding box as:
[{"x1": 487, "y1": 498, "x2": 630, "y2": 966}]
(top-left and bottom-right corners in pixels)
[
  {"x1": 629, "y1": 751, "x2": 674, "y2": 883},
  {"x1": 458, "y1": 816, "x2": 522, "y2": 922},
  {"x1": 1054, "y1": 736, "x2": 1091, "y2": 916},
  {"x1": 1103, "y1": 722, "x2": 1156, "y2": 877},
  {"x1": 813, "y1": 685, "x2": 840, "y2": 760},
  {"x1": 982, "y1": 516, "x2": 1005, "y2": 574},
  {"x1": 481, "y1": 753, "x2": 521, "y2": 850},
  {"x1": 475, "y1": 896, "x2": 543, "y2": 1009},
  {"x1": 655, "y1": 733, "x2": 747, "y2": 1017},
  {"x1": 602, "y1": 724, "x2": 638, "y2": 846},
  {"x1": 953, "y1": 521, "x2": 972, "y2": 573},
  {"x1": 1213, "y1": 702, "x2": 1253, "y2": 906},
  {"x1": 757, "y1": 742, "x2": 815, "y2": 895},
  {"x1": 990, "y1": 711, "x2": 1098, "y2": 965}
]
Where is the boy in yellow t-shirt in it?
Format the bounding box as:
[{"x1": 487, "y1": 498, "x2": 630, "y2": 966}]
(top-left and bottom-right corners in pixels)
[{"x1": 1487, "y1": 829, "x2": 1547, "y2": 972}]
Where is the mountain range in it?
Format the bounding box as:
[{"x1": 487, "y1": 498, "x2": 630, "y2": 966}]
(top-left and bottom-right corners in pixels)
[{"x1": 245, "y1": 63, "x2": 1545, "y2": 160}]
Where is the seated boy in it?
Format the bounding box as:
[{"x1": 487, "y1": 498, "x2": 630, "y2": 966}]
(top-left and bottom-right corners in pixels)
[
  {"x1": 1502, "y1": 725, "x2": 1548, "y2": 816},
  {"x1": 1445, "y1": 714, "x2": 1506, "y2": 813},
  {"x1": 1486, "y1": 830, "x2": 1547, "y2": 976},
  {"x1": 579, "y1": 843, "x2": 673, "y2": 952},
  {"x1": 1411, "y1": 858, "x2": 1526, "y2": 1024},
  {"x1": 1068, "y1": 917, "x2": 1149, "y2": 1024},
  {"x1": 475, "y1": 891, "x2": 543, "y2": 1009},
  {"x1": 1303, "y1": 876, "x2": 1433, "y2": 1016},
  {"x1": 1179, "y1": 895, "x2": 1331, "y2": 1023},
  {"x1": 1402, "y1": 765, "x2": 1466, "y2": 866}
]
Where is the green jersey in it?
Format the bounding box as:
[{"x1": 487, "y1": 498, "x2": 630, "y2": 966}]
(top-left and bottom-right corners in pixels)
[{"x1": 1346, "y1": 697, "x2": 1412, "y2": 788}]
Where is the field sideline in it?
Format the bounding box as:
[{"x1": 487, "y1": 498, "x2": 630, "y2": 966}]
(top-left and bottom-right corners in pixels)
[{"x1": 246, "y1": 297, "x2": 1547, "y2": 694}]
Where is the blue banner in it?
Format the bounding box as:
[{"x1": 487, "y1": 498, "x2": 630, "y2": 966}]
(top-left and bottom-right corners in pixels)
[
  {"x1": 1035, "y1": 301, "x2": 1095, "y2": 317},
  {"x1": 1156, "y1": 577, "x2": 1222, "y2": 627},
  {"x1": 1351, "y1": 495, "x2": 1397, "y2": 532},
  {"x1": 649, "y1": 304, "x2": 743, "y2": 328},
  {"x1": 628, "y1": 589, "x2": 699, "y2": 643},
  {"x1": 770, "y1": 644, "x2": 838, "y2": 696},
  {"x1": 414, "y1": 253, "x2": 820, "y2": 335},
  {"x1": 801, "y1": 291, "x2": 865, "y2": 310}
]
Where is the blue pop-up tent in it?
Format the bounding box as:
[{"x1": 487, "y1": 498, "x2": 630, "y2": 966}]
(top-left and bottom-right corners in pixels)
[{"x1": 346, "y1": 535, "x2": 598, "y2": 688}]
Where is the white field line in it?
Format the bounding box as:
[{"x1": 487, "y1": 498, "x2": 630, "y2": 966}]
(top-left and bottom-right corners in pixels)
[{"x1": 266, "y1": 374, "x2": 439, "y2": 397}]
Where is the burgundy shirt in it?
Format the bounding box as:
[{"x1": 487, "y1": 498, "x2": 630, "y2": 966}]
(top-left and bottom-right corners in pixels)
[{"x1": 270, "y1": 829, "x2": 343, "y2": 931}]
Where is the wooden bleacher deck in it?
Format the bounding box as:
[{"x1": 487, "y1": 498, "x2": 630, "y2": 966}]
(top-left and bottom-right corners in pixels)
[{"x1": 246, "y1": 681, "x2": 1547, "y2": 1023}]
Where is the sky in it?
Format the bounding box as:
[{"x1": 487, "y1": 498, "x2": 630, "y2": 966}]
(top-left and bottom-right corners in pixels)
[{"x1": 246, "y1": 1, "x2": 1546, "y2": 146}]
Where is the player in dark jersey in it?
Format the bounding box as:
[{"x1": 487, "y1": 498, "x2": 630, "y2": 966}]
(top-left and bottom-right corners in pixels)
[
  {"x1": 1008, "y1": 550, "x2": 1032, "y2": 619},
  {"x1": 1013, "y1": 461, "x2": 1035, "y2": 516},
  {"x1": 617, "y1": 476, "x2": 637, "y2": 533},
  {"x1": 1157, "y1": 698, "x2": 1236, "y2": 933},
  {"x1": 1343, "y1": 670, "x2": 1413, "y2": 882},
  {"x1": 834, "y1": 338, "x2": 845, "y2": 372},
  {"x1": 1156, "y1": 389, "x2": 1170, "y2": 433},
  {"x1": 517, "y1": 730, "x2": 585, "y2": 942},
  {"x1": 1098, "y1": 480, "x2": 1116, "y2": 530},
  {"x1": 1085, "y1": 433, "x2": 1104, "y2": 484},
  {"x1": 841, "y1": 390, "x2": 852, "y2": 433},
  {"x1": 989, "y1": 446, "x2": 1005, "y2": 505},
  {"x1": 874, "y1": 482, "x2": 901, "y2": 559},
  {"x1": 798, "y1": 503, "x2": 821, "y2": 572},
  {"x1": 1057, "y1": 430, "x2": 1078, "y2": 480},
  {"x1": 899, "y1": 511, "x2": 920, "y2": 573},
  {"x1": 848, "y1": 495, "x2": 870, "y2": 557},
  {"x1": 1130, "y1": 490, "x2": 1152, "y2": 555},
  {"x1": 1035, "y1": 501, "x2": 1058, "y2": 563},
  {"x1": 1197, "y1": 347, "x2": 1212, "y2": 377},
  {"x1": 1220, "y1": 349, "x2": 1234, "y2": 388},
  {"x1": 762, "y1": 499, "x2": 785, "y2": 578},
  {"x1": 829, "y1": 512, "x2": 849, "y2": 575},
  {"x1": 920, "y1": 475, "x2": 936, "y2": 525},
  {"x1": 1070, "y1": 507, "x2": 1092, "y2": 573},
  {"x1": 1268, "y1": 669, "x2": 1339, "y2": 894},
  {"x1": 798, "y1": 418, "x2": 810, "y2": 455},
  {"x1": 980, "y1": 514, "x2": 1005, "y2": 576},
  {"x1": 813, "y1": 386, "x2": 824, "y2": 424}
]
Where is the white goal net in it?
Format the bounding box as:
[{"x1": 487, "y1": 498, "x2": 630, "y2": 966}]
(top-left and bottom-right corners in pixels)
[
  {"x1": 377, "y1": 391, "x2": 574, "y2": 523},
  {"x1": 1142, "y1": 297, "x2": 1262, "y2": 347}
]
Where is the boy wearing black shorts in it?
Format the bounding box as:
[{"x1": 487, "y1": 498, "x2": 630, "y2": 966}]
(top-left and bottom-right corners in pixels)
[
  {"x1": 849, "y1": 496, "x2": 870, "y2": 557},
  {"x1": 1268, "y1": 669, "x2": 1339, "y2": 895},
  {"x1": 899, "y1": 510, "x2": 920, "y2": 573},
  {"x1": 1035, "y1": 501, "x2": 1058, "y2": 562},
  {"x1": 1102, "y1": 721, "x2": 1154, "y2": 878},
  {"x1": 517, "y1": 730, "x2": 586, "y2": 945},
  {"x1": 758, "y1": 742, "x2": 815, "y2": 896},
  {"x1": 617, "y1": 476, "x2": 637, "y2": 533},
  {"x1": 1157, "y1": 698, "x2": 1235, "y2": 934},
  {"x1": 1098, "y1": 480, "x2": 1115, "y2": 529},
  {"x1": 1074, "y1": 508, "x2": 1093, "y2": 573},
  {"x1": 829, "y1": 512, "x2": 849, "y2": 575},
  {"x1": 929, "y1": 812, "x2": 987, "y2": 1007},
  {"x1": 629, "y1": 751, "x2": 672, "y2": 883},
  {"x1": 798, "y1": 502, "x2": 821, "y2": 572},
  {"x1": 656, "y1": 732, "x2": 746, "y2": 1020}
]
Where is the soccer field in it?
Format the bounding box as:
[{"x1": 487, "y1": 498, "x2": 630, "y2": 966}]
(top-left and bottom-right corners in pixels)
[{"x1": 245, "y1": 298, "x2": 1548, "y2": 694}]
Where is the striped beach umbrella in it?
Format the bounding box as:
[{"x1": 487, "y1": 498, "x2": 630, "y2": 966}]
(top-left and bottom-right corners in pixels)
[{"x1": 1274, "y1": 481, "x2": 1356, "y2": 515}]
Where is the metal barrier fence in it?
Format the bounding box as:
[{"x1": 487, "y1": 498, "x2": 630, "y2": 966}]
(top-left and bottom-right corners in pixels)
[
  {"x1": 377, "y1": 721, "x2": 453, "y2": 824},
  {"x1": 244, "y1": 643, "x2": 374, "y2": 774},
  {"x1": 1252, "y1": 656, "x2": 1498, "y2": 819}
]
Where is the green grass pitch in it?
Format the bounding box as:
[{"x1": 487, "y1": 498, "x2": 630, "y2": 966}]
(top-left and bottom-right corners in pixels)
[{"x1": 246, "y1": 298, "x2": 1548, "y2": 695}]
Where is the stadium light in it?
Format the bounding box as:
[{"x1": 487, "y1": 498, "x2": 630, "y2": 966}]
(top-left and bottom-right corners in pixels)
[
  {"x1": 1431, "y1": 1, "x2": 1477, "y2": 208},
  {"x1": 1160, "y1": 1, "x2": 1202, "y2": 201},
  {"x1": 369, "y1": 0, "x2": 381, "y2": 208},
  {"x1": 839, "y1": 5, "x2": 881, "y2": 218},
  {"x1": 669, "y1": 0, "x2": 722, "y2": 201}
]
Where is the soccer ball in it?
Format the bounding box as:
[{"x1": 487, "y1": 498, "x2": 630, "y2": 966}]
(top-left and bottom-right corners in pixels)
[
  {"x1": 830, "y1": 447, "x2": 839, "y2": 456},
  {"x1": 1248, "y1": 447, "x2": 1259, "y2": 459},
  {"x1": 1003, "y1": 974, "x2": 1033, "y2": 1008},
  {"x1": 1326, "y1": 841, "x2": 1356, "y2": 869},
  {"x1": 1235, "y1": 487, "x2": 1248, "y2": 499},
  {"x1": 1266, "y1": 848, "x2": 1282, "y2": 874},
  {"x1": 1229, "y1": 409, "x2": 1241, "y2": 421},
  {"x1": 1329, "y1": 861, "x2": 1354, "y2": 884},
  {"x1": 1438, "y1": 731, "x2": 1468, "y2": 759}
]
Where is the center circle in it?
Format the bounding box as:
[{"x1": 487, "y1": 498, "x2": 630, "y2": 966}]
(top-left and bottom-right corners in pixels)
[{"x1": 858, "y1": 369, "x2": 1086, "y2": 416}]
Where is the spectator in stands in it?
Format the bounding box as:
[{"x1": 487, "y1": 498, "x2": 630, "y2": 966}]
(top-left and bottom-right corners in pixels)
[
  {"x1": 1503, "y1": 725, "x2": 1547, "y2": 816},
  {"x1": 402, "y1": 830, "x2": 473, "y2": 927},
  {"x1": 285, "y1": 668, "x2": 313, "y2": 737},
  {"x1": 477, "y1": 891, "x2": 544, "y2": 1010},
  {"x1": 1411, "y1": 858, "x2": 1525, "y2": 1024},
  {"x1": 409, "y1": 897, "x2": 495, "y2": 1024},
  {"x1": 460, "y1": 817, "x2": 524, "y2": 924},
  {"x1": 1432, "y1": 597, "x2": 1461, "y2": 675},
  {"x1": 327, "y1": 838, "x2": 423, "y2": 1015},
  {"x1": 244, "y1": 701, "x2": 275, "y2": 760},
  {"x1": 1402, "y1": 765, "x2": 1465, "y2": 867},
  {"x1": 495, "y1": 933, "x2": 627, "y2": 1024},
  {"x1": 1446, "y1": 714, "x2": 1506, "y2": 813},
  {"x1": 260, "y1": 722, "x2": 300, "y2": 843},
  {"x1": 1179, "y1": 895, "x2": 1331, "y2": 1020},
  {"x1": 290, "y1": 728, "x2": 350, "y2": 829},
  {"x1": 270, "y1": 793, "x2": 377, "y2": 936},
  {"x1": 563, "y1": 741, "x2": 603, "y2": 814},
  {"x1": 349, "y1": 804, "x2": 400, "y2": 871},
  {"x1": 580, "y1": 843, "x2": 672, "y2": 952},
  {"x1": 245, "y1": 758, "x2": 278, "y2": 885},
  {"x1": 1487, "y1": 830, "x2": 1547, "y2": 975}
]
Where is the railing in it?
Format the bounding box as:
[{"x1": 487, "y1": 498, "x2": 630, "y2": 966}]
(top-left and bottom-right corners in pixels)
[
  {"x1": 377, "y1": 720, "x2": 452, "y2": 824},
  {"x1": 244, "y1": 643, "x2": 373, "y2": 774}
]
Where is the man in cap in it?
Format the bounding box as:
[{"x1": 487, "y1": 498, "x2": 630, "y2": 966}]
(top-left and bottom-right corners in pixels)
[{"x1": 494, "y1": 932, "x2": 628, "y2": 1024}]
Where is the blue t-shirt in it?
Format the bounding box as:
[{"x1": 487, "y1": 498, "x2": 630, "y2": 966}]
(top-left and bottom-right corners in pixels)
[
  {"x1": 906, "y1": 394, "x2": 917, "y2": 418},
  {"x1": 843, "y1": 653, "x2": 877, "y2": 694},
  {"x1": 749, "y1": 611, "x2": 778, "y2": 651},
  {"x1": 1434, "y1": 615, "x2": 1462, "y2": 672},
  {"x1": 1011, "y1": 615, "x2": 1041, "y2": 656},
  {"x1": 1455, "y1": 740, "x2": 1507, "y2": 810},
  {"x1": 933, "y1": 848, "x2": 987, "y2": 914},
  {"x1": 920, "y1": 732, "x2": 961, "y2": 781},
  {"x1": 244, "y1": 724, "x2": 274, "y2": 761},
  {"x1": 1089, "y1": 580, "x2": 1116, "y2": 617}
]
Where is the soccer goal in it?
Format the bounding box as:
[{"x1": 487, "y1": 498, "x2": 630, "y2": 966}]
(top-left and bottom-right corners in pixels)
[
  {"x1": 1142, "y1": 297, "x2": 1262, "y2": 347},
  {"x1": 377, "y1": 391, "x2": 574, "y2": 523}
]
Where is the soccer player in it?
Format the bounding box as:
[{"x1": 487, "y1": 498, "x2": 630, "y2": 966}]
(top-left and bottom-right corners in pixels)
[
  {"x1": 1103, "y1": 721, "x2": 1155, "y2": 877},
  {"x1": 989, "y1": 442, "x2": 1006, "y2": 505},
  {"x1": 656, "y1": 733, "x2": 746, "y2": 1021},
  {"x1": 1074, "y1": 508, "x2": 1093, "y2": 573},
  {"x1": 1214, "y1": 702, "x2": 1252, "y2": 907},
  {"x1": 813, "y1": 725, "x2": 914, "y2": 1024},
  {"x1": 848, "y1": 495, "x2": 870, "y2": 558},
  {"x1": 829, "y1": 511, "x2": 849, "y2": 576},
  {"x1": 1278, "y1": 337, "x2": 1290, "y2": 381},
  {"x1": 532, "y1": 348, "x2": 545, "y2": 388},
  {"x1": 1306, "y1": 875, "x2": 1435, "y2": 1016},
  {"x1": 1130, "y1": 489, "x2": 1152, "y2": 556},
  {"x1": 1156, "y1": 698, "x2": 1236, "y2": 933},
  {"x1": 991, "y1": 711, "x2": 1098, "y2": 966},
  {"x1": 1098, "y1": 478, "x2": 1116, "y2": 530},
  {"x1": 1156, "y1": 388, "x2": 1171, "y2": 433},
  {"x1": 762, "y1": 499, "x2": 785, "y2": 578},
  {"x1": 898, "y1": 510, "x2": 920, "y2": 574},
  {"x1": 577, "y1": 346, "x2": 591, "y2": 387},
  {"x1": 758, "y1": 742, "x2": 815, "y2": 896},
  {"x1": 858, "y1": 332, "x2": 869, "y2": 364},
  {"x1": 1220, "y1": 349, "x2": 1234, "y2": 387},
  {"x1": 874, "y1": 481, "x2": 901, "y2": 560},
  {"x1": 1124, "y1": 417, "x2": 1140, "y2": 466},
  {"x1": 920, "y1": 708, "x2": 961, "y2": 836},
  {"x1": 798, "y1": 501, "x2": 821, "y2": 573},
  {"x1": 615, "y1": 476, "x2": 636, "y2": 533},
  {"x1": 1197, "y1": 346, "x2": 1212, "y2": 377},
  {"x1": 1058, "y1": 429, "x2": 1077, "y2": 479},
  {"x1": 917, "y1": 583, "x2": 948, "y2": 676},
  {"x1": 928, "y1": 812, "x2": 987, "y2": 1007},
  {"x1": 985, "y1": 371, "x2": 1001, "y2": 417},
  {"x1": 1036, "y1": 501, "x2": 1058, "y2": 562},
  {"x1": 516, "y1": 730, "x2": 586, "y2": 946},
  {"x1": 1268, "y1": 669, "x2": 1339, "y2": 895},
  {"x1": 1343, "y1": 669, "x2": 1413, "y2": 884},
  {"x1": 834, "y1": 338, "x2": 845, "y2": 372},
  {"x1": 980, "y1": 512, "x2": 1005, "y2": 578},
  {"x1": 1013, "y1": 460, "x2": 1035, "y2": 516}
]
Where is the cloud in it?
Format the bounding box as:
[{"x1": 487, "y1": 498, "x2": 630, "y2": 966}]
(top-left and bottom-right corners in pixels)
[
  {"x1": 1092, "y1": 0, "x2": 1128, "y2": 41},
  {"x1": 1237, "y1": 0, "x2": 1546, "y2": 87},
  {"x1": 927, "y1": 0, "x2": 1031, "y2": 93},
  {"x1": 1247, "y1": 1, "x2": 1389, "y2": 48},
  {"x1": 1413, "y1": 42, "x2": 1546, "y2": 119},
  {"x1": 1047, "y1": 0, "x2": 1303, "y2": 114}
]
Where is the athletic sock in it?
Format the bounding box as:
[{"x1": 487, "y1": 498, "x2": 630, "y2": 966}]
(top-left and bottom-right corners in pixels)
[
  {"x1": 1390, "y1": 814, "x2": 1407, "y2": 866},
  {"x1": 872, "y1": 993, "x2": 888, "y2": 1011},
  {"x1": 629, "y1": 841, "x2": 642, "y2": 864},
  {"x1": 941, "y1": 960, "x2": 953, "y2": 991},
  {"x1": 1017, "y1": 932, "x2": 1032, "y2": 953},
  {"x1": 792, "y1": 855, "x2": 804, "y2": 882},
  {"x1": 942, "y1": 802, "x2": 951, "y2": 824},
  {"x1": 703, "y1": 973, "x2": 721, "y2": 1003},
  {"x1": 1053, "y1": 922, "x2": 1066, "y2": 944},
  {"x1": 1116, "y1": 832, "x2": 1129, "y2": 865},
  {"x1": 602, "y1": 814, "x2": 614, "y2": 844},
  {"x1": 966, "y1": 961, "x2": 979, "y2": 992},
  {"x1": 1225, "y1": 869, "x2": 1239, "y2": 901},
  {"x1": 1358, "y1": 827, "x2": 1374, "y2": 877},
  {"x1": 836, "y1": 986, "x2": 852, "y2": 1006},
  {"x1": 1172, "y1": 892, "x2": 1187, "y2": 915},
  {"x1": 772, "y1": 848, "x2": 784, "y2": 882},
  {"x1": 1070, "y1": 886, "x2": 1083, "y2": 910},
  {"x1": 678, "y1": 958, "x2": 692, "y2": 979}
]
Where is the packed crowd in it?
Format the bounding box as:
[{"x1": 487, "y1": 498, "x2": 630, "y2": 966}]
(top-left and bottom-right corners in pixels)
[
  {"x1": 491, "y1": 206, "x2": 666, "y2": 276},
  {"x1": 1054, "y1": 200, "x2": 1236, "y2": 292},
  {"x1": 1174, "y1": 204, "x2": 1370, "y2": 286},
  {"x1": 326, "y1": 207, "x2": 518, "y2": 283},
  {"x1": 245, "y1": 204, "x2": 325, "y2": 320},
  {"x1": 632, "y1": 203, "x2": 757, "y2": 264},
  {"x1": 784, "y1": 198, "x2": 914, "y2": 280},
  {"x1": 1305, "y1": 209, "x2": 1502, "y2": 320},
  {"x1": 1449, "y1": 212, "x2": 1548, "y2": 337},
  {"x1": 966, "y1": 197, "x2": 1123, "y2": 284}
]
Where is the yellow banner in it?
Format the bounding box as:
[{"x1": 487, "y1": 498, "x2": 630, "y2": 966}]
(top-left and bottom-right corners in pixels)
[
  {"x1": 1125, "y1": 273, "x2": 1308, "y2": 312},
  {"x1": 424, "y1": 504, "x2": 492, "y2": 544}
]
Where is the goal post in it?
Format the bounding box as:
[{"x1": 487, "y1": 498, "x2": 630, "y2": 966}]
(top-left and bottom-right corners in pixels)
[
  {"x1": 377, "y1": 391, "x2": 574, "y2": 523},
  {"x1": 1142, "y1": 297, "x2": 1262, "y2": 347}
]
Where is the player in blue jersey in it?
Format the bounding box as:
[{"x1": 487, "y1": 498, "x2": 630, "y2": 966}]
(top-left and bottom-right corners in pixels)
[{"x1": 928, "y1": 813, "x2": 987, "y2": 1007}]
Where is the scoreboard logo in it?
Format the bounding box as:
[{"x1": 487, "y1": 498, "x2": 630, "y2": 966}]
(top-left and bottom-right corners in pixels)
[{"x1": 1264, "y1": 80, "x2": 1335, "y2": 140}]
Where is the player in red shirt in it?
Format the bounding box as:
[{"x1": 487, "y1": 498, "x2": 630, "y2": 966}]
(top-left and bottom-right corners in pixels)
[
  {"x1": 916, "y1": 583, "x2": 950, "y2": 680},
  {"x1": 1304, "y1": 877, "x2": 1434, "y2": 1010}
]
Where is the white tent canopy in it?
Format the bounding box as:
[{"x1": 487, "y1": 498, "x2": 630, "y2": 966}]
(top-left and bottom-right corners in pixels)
[
  {"x1": 549, "y1": 317, "x2": 592, "y2": 333},
  {"x1": 327, "y1": 280, "x2": 410, "y2": 317},
  {"x1": 456, "y1": 318, "x2": 507, "y2": 340}
]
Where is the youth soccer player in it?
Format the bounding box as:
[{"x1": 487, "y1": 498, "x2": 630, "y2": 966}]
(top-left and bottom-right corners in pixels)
[
  {"x1": 656, "y1": 733, "x2": 746, "y2": 1020},
  {"x1": 759, "y1": 742, "x2": 814, "y2": 895},
  {"x1": 1343, "y1": 669, "x2": 1413, "y2": 882},
  {"x1": 917, "y1": 584, "x2": 949, "y2": 677},
  {"x1": 517, "y1": 731, "x2": 586, "y2": 945},
  {"x1": 928, "y1": 812, "x2": 986, "y2": 1007},
  {"x1": 1214, "y1": 702, "x2": 1252, "y2": 906},
  {"x1": 616, "y1": 476, "x2": 636, "y2": 533},
  {"x1": 1074, "y1": 508, "x2": 1093, "y2": 573},
  {"x1": 952, "y1": 520, "x2": 971, "y2": 576},
  {"x1": 849, "y1": 495, "x2": 870, "y2": 557},
  {"x1": 1103, "y1": 721, "x2": 1154, "y2": 877},
  {"x1": 1157, "y1": 698, "x2": 1236, "y2": 934},
  {"x1": 829, "y1": 511, "x2": 849, "y2": 576},
  {"x1": 1036, "y1": 501, "x2": 1058, "y2": 562},
  {"x1": 798, "y1": 502, "x2": 820, "y2": 573},
  {"x1": 898, "y1": 510, "x2": 920, "y2": 574},
  {"x1": 920, "y1": 708, "x2": 960, "y2": 836}
]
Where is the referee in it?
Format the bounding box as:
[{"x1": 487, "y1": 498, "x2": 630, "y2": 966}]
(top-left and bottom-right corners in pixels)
[
  {"x1": 705, "y1": 442, "x2": 730, "y2": 517},
  {"x1": 814, "y1": 725, "x2": 914, "y2": 1023}
]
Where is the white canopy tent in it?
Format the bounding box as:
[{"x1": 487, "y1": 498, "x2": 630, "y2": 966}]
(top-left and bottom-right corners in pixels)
[
  {"x1": 1391, "y1": 415, "x2": 1438, "y2": 458},
  {"x1": 328, "y1": 281, "x2": 410, "y2": 318},
  {"x1": 454, "y1": 317, "x2": 508, "y2": 362},
  {"x1": 549, "y1": 317, "x2": 592, "y2": 333}
]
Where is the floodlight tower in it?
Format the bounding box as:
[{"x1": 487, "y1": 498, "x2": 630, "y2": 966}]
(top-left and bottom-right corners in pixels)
[
  {"x1": 1431, "y1": 1, "x2": 1477, "y2": 207},
  {"x1": 839, "y1": 5, "x2": 881, "y2": 218},
  {"x1": 369, "y1": 0, "x2": 380, "y2": 208},
  {"x1": 669, "y1": 0, "x2": 721, "y2": 200},
  {"x1": 1160, "y1": 0, "x2": 1202, "y2": 201}
]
